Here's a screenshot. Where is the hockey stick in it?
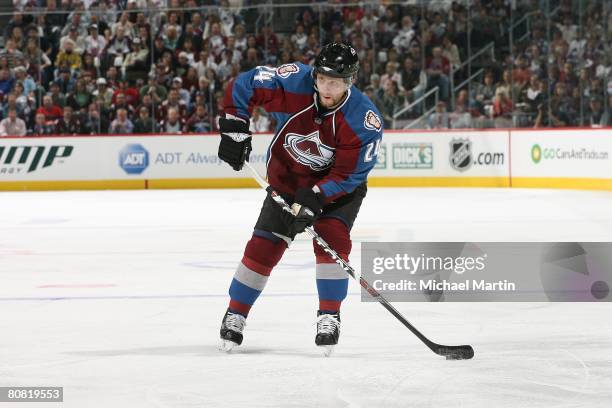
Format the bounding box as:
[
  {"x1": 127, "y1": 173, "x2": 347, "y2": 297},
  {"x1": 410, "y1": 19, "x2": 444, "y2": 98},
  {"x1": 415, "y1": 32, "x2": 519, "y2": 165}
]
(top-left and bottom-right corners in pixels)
[{"x1": 244, "y1": 161, "x2": 474, "y2": 360}]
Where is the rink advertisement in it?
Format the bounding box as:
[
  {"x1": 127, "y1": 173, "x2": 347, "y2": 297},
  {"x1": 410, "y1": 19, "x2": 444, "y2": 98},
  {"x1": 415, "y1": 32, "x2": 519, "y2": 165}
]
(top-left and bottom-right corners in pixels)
[
  {"x1": 369, "y1": 130, "x2": 510, "y2": 187},
  {"x1": 361, "y1": 242, "x2": 612, "y2": 302},
  {"x1": 511, "y1": 128, "x2": 612, "y2": 190},
  {"x1": 0, "y1": 135, "x2": 270, "y2": 190},
  {"x1": 0, "y1": 128, "x2": 610, "y2": 191}
]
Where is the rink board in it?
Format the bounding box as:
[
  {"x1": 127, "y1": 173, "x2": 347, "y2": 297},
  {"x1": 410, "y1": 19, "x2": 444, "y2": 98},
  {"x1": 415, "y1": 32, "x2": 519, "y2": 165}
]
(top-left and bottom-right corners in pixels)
[{"x1": 0, "y1": 128, "x2": 610, "y2": 191}]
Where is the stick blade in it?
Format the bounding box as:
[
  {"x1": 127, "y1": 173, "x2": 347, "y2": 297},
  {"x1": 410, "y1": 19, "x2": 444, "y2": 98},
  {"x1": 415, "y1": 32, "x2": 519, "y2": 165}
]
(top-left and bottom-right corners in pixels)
[{"x1": 436, "y1": 345, "x2": 474, "y2": 360}]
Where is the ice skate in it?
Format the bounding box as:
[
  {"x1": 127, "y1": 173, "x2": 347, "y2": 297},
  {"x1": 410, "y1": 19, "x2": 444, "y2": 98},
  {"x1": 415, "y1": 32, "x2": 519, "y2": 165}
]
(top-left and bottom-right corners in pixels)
[
  {"x1": 315, "y1": 311, "x2": 340, "y2": 357},
  {"x1": 219, "y1": 309, "x2": 246, "y2": 352}
]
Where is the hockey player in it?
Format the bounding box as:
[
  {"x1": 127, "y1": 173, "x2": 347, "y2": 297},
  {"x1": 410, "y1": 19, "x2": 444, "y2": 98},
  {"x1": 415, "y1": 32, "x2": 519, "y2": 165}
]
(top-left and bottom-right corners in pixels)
[{"x1": 217, "y1": 43, "x2": 383, "y2": 354}]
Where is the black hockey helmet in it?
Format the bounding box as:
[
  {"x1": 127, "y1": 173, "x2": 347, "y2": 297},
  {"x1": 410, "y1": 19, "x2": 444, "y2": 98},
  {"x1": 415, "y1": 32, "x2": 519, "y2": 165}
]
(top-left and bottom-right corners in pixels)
[{"x1": 313, "y1": 43, "x2": 359, "y2": 79}]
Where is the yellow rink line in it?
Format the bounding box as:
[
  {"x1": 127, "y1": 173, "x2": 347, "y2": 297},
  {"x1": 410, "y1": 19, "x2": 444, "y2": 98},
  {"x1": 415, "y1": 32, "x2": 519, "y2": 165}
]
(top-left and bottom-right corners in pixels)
[
  {"x1": 0, "y1": 180, "x2": 145, "y2": 191},
  {"x1": 367, "y1": 177, "x2": 510, "y2": 188},
  {"x1": 512, "y1": 177, "x2": 612, "y2": 191},
  {"x1": 1, "y1": 177, "x2": 611, "y2": 191}
]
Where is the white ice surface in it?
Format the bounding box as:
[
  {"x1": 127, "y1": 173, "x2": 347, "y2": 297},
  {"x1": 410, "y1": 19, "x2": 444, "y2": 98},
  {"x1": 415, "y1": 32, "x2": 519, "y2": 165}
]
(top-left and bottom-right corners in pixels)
[{"x1": 1, "y1": 187, "x2": 612, "y2": 407}]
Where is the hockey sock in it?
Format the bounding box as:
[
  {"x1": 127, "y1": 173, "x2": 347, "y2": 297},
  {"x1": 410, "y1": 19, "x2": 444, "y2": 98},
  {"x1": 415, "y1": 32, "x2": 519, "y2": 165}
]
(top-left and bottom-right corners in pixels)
[
  {"x1": 313, "y1": 218, "x2": 351, "y2": 313},
  {"x1": 228, "y1": 230, "x2": 287, "y2": 316}
]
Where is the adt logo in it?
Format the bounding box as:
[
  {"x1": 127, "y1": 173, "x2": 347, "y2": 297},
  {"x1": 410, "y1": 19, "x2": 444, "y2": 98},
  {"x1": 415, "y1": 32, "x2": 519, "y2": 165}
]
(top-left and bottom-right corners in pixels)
[{"x1": 119, "y1": 144, "x2": 149, "y2": 174}]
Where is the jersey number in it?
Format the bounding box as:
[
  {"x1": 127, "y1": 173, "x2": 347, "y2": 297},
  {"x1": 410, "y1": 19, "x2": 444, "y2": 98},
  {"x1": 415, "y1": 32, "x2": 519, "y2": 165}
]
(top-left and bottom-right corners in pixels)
[
  {"x1": 254, "y1": 66, "x2": 276, "y2": 83},
  {"x1": 364, "y1": 140, "x2": 381, "y2": 163}
]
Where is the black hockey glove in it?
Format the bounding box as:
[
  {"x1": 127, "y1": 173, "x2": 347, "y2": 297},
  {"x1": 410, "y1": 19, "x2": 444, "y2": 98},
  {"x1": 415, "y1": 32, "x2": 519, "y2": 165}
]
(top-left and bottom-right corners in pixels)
[
  {"x1": 282, "y1": 187, "x2": 325, "y2": 236},
  {"x1": 218, "y1": 116, "x2": 252, "y2": 171}
]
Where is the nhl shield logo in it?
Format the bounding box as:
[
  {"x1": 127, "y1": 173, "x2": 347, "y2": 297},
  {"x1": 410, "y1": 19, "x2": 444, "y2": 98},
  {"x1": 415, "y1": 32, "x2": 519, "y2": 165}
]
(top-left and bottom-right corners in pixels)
[
  {"x1": 276, "y1": 63, "x2": 300, "y2": 78},
  {"x1": 449, "y1": 138, "x2": 472, "y2": 171},
  {"x1": 284, "y1": 131, "x2": 335, "y2": 171}
]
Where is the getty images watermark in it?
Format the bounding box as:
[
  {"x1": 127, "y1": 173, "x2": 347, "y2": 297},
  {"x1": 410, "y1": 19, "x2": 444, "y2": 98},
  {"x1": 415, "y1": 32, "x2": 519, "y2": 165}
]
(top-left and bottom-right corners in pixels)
[{"x1": 361, "y1": 243, "x2": 612, "y2": 302}]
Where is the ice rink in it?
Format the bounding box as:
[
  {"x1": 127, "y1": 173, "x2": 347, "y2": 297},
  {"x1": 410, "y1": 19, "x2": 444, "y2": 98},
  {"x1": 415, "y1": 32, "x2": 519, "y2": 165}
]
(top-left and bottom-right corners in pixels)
[{"x1": 1, "y1": 187, "x2": 612, "y2": 407}]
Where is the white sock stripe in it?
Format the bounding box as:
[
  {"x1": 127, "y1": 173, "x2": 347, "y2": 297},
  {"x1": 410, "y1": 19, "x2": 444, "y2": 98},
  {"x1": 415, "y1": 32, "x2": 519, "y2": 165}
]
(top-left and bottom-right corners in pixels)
[
  {"x1": 316, "y1": 263, "x2": 348, "y2": 280},
  {"x1": 234, "y1": 263, "x2": 269, "y2": 291}
]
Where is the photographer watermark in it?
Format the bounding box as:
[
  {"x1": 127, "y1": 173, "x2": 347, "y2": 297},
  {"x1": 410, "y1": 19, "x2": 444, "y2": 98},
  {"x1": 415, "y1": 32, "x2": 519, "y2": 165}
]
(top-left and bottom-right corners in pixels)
[{"x1": 361, "y1": 242, "x2": 612, "y2": 302}]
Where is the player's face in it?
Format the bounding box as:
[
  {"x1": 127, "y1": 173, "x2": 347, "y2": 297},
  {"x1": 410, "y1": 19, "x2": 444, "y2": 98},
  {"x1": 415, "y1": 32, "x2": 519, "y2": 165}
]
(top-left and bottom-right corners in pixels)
[{"x1": 316, "y1": 74, "x2": 349, "y2": 109}]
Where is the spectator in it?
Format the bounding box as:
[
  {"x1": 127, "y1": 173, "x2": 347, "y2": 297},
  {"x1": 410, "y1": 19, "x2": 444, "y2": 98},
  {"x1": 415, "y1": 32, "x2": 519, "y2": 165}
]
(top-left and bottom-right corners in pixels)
[
  {"x1": 373, "y1": 20, "x2": 393, "y2": 50},
  {"x1": 66, "y1": 78, "x2": 92, "y2": 113},
  {"x1": 512, "y1": 55, "x2": 531, "y2": 88},
  {"x1": 584, "y1": 96, "x2": 608, "y2": 127},
  {"x1": 426, "y1": 46, "x2": 450, "y2": 101},
  {"x1": 400, "y1": 57, "x2": 424, "y2": 102},
  {"x1": 133, "y1": 105, "x2": 157, "y2": 134},
  {"x1": 81, "y1": 54, "x2": 98, "y2": 80},
  {"x1": 106, "y1": 27, "x2": 132, "y2": 64},
  {"x1": 112, "y1": 11, "x2": 135, "y2": 39},
  {"x1": 159, "y1": 106, "x2": 184, "y2": 133},
  {"x1": 183, "y1": 67, "x2": 199, "y2": 93},
  {"x1": 549, "y1": 82, "x2": 576, "y2": 126},
  {"x1": 152, "y1": 36, "x2": 172, "y2": 65},
  {"x1": 379, "y1": 81, "x2": 406, "y2": 125},
  {"x1": 93, "y1": 78, "x2": 114, "y2": 110},
  {"x1": 175, "y1": 51, "x2": 192, "y2": 78},
  {"x1": 110, "y1": 92, "x2": 135, "y2": 121},
  {"x1": 29, "y1": 112, "x2": 55, "y2": 136},
  {"x1": 249, "y1": 107, "x2": 270, "y2": 133},
  {"x1": 185, "y1": 104, "x2": 210, "y2": 133},
  {"x1": 473, "y1": 71, "x2": 497, "y2": 106},
  {"x1": 392, "y1": 16, "x2": 416, "y2": 55},
  {"x1": 380, "y1": 62, "x2": 402, "y2": 93},
  {"x1": 84, "y1": 24, "x2": 106, "y2": 58},
  {"x1": 441, "y1": 37, "x2": 461, "y2": 71},
  {"x1": 429, "y1": 12, "x2": 447, "y2": 45},
  {"x1": 291, "y1": 24, "x2": 308, "y2": 50},
  {"x1": 82, "y1": 103, "x2": 109, "y2": 135},
  {"x1": 195, "y1": 50, "x2": 218, "y2": 78},
  {"x1": 517, "y1": 74, "x2": 545, "y2": 125},
  {"x1": 0, "y1": 39, "x2": 24, "y2": 69},
  {"x1": 240, "y1": 48, "x2": 259, "y2": 72},
  {"x1": 36, "y1": 95, "x2": 63, "y2": 125},
  {"x1": 204, "y1": 22, "x2": 226, "y2": 58},
  {"x1": 233, "y1": 24, "x2": 247, "y2": 52},
  {"x1": 137, "y1": 93, "x2": 158, "y2": 121},
  {"x1": 113, "y1": 79, "x2": 139, "y2": 107},
  {"x1": 109, "y1": 108, "x2": 134, "y2": 134},
  {"x1": 140, "y1": 72, "x2": 167, "y2": 105},
  {"x1": 158, "y1": 88, "x2": 187, "y2": 121},
  {"x1": 48, "y1": 81, "x2": 67, "y2": 108},
  {"x1": 0, "y1": 108, "x2": 26, "y2": 136},
  {"x1": 492, "y1": 88, "x2": 513, "y2": 127},
  {"x1": 56, "y1": 39, "x2": 82, "y2": 71},
  {"x1": 256, "y1": 25, "x2": 278, "y2": 61},
  {"x1": 0, "y1": 68, "x2": 15, "y2": 95},
  {"x1": 428, "y1": 101, "x2": 451, "y2": 129},
  {"x1": 170, "y1": 77, "x2": 191, "y2": 107},
  {"x1": 55, "y1": 105, "x2": 83, "y2": 135},
  {"x1": 55, "y1": 67, "x2": 76, "y2": 94}
]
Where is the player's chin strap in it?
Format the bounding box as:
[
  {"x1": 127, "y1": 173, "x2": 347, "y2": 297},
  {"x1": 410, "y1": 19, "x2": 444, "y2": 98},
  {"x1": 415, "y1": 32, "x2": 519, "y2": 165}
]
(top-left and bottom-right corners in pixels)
[{"x1": 243, "y1": 161, "x2": 474, "y2": 360}]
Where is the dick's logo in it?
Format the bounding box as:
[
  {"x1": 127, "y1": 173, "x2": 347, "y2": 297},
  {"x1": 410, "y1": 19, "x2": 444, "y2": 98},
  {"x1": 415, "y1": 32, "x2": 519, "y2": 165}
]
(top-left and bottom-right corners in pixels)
[
  {"x1": 119, "y1": 144, "x2": 149, "y2": 174},
  {"x1": 0, "y1": 145, "x2": 73, "y2": 174}
]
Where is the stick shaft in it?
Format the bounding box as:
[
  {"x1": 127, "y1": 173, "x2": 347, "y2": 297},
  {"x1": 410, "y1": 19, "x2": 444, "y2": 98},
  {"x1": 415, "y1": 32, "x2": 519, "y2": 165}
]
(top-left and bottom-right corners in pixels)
[{"x1": 243, "y1": 162, "x2": 451, "y2": 355}]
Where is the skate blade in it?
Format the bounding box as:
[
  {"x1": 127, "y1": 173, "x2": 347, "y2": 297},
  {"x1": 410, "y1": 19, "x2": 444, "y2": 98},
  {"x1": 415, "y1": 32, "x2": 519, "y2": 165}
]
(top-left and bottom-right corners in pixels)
[
  {"x1": 219, "y1": 339, "x2": 239, "y2": 353},
  {"x1": 319, "y1": 345, "x2": 335, "y2": 357}
]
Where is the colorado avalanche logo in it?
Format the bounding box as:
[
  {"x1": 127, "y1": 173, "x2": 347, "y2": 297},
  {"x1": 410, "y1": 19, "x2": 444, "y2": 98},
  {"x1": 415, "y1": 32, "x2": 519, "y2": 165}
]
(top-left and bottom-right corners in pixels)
[
  {"x1": 364, "y1": 110, "x2": 382, "y2": 132},
  {"x1": 276, "y1": 63, "x2": 299, "y2": 78},
  {"x1": 283, "y1": 131, "x2": 335, "y2": 171}
]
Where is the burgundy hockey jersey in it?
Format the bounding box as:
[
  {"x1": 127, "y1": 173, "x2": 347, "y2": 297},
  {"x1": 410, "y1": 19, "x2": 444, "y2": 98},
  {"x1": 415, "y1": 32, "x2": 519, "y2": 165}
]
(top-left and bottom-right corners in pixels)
[{"x1": 224, "y1": 62, "x2": 383, "y2": 203}]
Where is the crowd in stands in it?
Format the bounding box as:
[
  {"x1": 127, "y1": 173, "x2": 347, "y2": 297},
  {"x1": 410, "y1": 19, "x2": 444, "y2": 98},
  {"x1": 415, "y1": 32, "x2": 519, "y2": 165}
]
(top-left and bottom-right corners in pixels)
[{"x1": 0, "y1": 0, "x2": 610, "y2": 136}]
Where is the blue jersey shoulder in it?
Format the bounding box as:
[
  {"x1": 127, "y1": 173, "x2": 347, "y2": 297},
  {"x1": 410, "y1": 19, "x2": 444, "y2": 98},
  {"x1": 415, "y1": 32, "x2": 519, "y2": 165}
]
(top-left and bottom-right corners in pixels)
[
  {"x1": 276, "y1": 62, "x2": 314, "y2": 95},
  {"x1": 248, "y1": 62, "x2": 314, "y2": 96},
  {"x1": 340, "y1": 87, "x2": 384, "y2": 143}
]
